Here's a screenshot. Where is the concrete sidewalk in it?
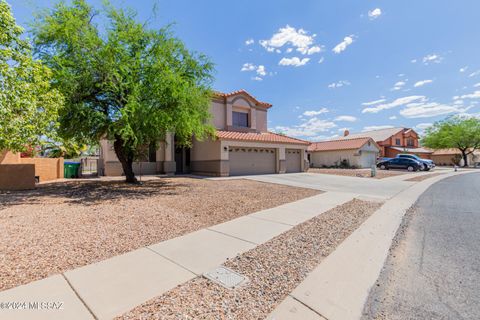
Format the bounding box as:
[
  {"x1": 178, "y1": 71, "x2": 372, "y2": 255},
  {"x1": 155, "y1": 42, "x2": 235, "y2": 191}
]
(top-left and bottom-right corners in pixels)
[
  {"x1": 0, "y1": 191, "x2": 355, "y2": 320},
  {"x1": 267, "y1": 170, "x2": 474, "y2": 320}
]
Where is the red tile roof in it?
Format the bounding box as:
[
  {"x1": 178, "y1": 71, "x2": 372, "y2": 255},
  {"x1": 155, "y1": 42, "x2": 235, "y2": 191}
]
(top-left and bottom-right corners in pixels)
[
  {"x1": 216, "y1": 130, "x2": 310, "y2": 145},
  {"x1": 214, "y1": 89, "x2": 272, "y2": 108},
  {"x1": 308, "y1": 137, "x2": 378, "y2": 152}
]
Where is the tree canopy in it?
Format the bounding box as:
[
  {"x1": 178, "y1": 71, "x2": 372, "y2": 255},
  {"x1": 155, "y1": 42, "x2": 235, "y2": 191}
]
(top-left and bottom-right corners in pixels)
[
  {"x1": 32, "y1": 0, "x2": 215, "y2": 182},
  {"x1": 0, "y1": 0, "x2": 62, "y2": 152},
  {"x1": 422, "y1": 116, "x2": 480, "y2": 166}
]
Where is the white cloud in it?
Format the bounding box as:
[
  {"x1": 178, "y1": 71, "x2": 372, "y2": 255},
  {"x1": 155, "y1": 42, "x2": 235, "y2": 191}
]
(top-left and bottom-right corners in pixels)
[
  {"x1": 459, "y1": 91, "x2": 480, "y2": 99},
  {"x1": 414, "y1": 79, "x2": 433, "y2": 87},
  {"x1": 274, "y1": 117, "x2": 337, "y2": 138},
  {"x1": 303, "y1": 108, "x2": 329, "y2": 117},
  {"x1": 251, "y1": 76, "x2": 263, "y2": 81},
  {"x1": 332, "y1": 35, "x2": 354, "y2": 54},
  {"x1": 422, "y1": 54, "x2": 442, "y2": 65},
  {"x1": 368, "y1": 8, "x2": 382, "y2": 20},
  {"x1": 391, "y1": 81, "x2": 406, "y2": 91},
  {"x1": 335, "y1": 115, "x2": 357, "y2": 122},
  {"x1": 363, "y1": 125, "x2": 394, "y2": 132},
  {"x1": 459, "y1": 66, "x2": 468, "y2": 73},
  {"x1": 389, "y1": 115, "x2": 397, "y2": 120},
  {"x1": 260, "y1": 25, "x2": 321, "y2": 56},
  {"x1": 474, "y1": 83, "x2": 480, "y2": 87},
  {"x1": 256, "y1": 65, "x2": 266, "y2": 76},
  {"x1": 400, "y1": 102, "x2": 470, "y2": 118},
  {"x1": 328, "y1": 80, "x2": 351, "y2": 88},
  {"x1": 279, "y1": 57, "x2": 310, "y2": 67},
  {"x1": 241, "y1": 63, "x2": 256, "y2": 72},
  {"x1": 318, "y1": 57, "x2": 325, "y2": 64},
  {"x1": 245, "y1": 38, "x2": 254, "y2": 46},
  {"x1": 469, "y1": 70, "x2": 480, "y2": 78},
  {"x1": 361, "y1": 98, "x2": 386, "y2": 106},
  {"x1": 362, "y1": 95, "x2": 426, "y2": 113},
  {"x1": 411, "y1": 59, "x2": 417, "y2": 63},
  {"x1": 415, "y1": 123, "x2": 433, "y2": 130}
]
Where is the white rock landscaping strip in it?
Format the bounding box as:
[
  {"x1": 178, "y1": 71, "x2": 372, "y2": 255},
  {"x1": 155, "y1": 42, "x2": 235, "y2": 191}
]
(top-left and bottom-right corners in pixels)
[
  {"x1": 0, "y1": 275, "x2": 94, "y2": 320},
  {"x1": 272, "y1": 171, "x2": 474, "y2": 320},
  {"x1": 148, "y1": 229, "x2": 256, "y2": 275},
  {"x1": 64, "y1": 248, "x2": 195, "y2": 320}
]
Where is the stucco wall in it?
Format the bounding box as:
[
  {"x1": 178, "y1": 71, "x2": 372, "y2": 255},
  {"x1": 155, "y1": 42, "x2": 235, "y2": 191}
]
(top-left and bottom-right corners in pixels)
[
  {"x1": 256, "y1": 109, "x2": 268, "y2": 132},
  {"x1": 20, "y1": 157, "x2": 64, "y2": 182},
  {"x1": 191, "y1": 138, "x2": 222, "y2": 161},
  {"x1": 0, "y1": 151, "x2": 20, "y2": 164},
  {"x1": 0, "y1": 164, "x2": 35, "y2": 190},
  {"x1": 310, "y1": 149, "x2": 362, "y2": 168},
  {"x1": 210, "y1": 101, "x2": 226, "y2": 130}
]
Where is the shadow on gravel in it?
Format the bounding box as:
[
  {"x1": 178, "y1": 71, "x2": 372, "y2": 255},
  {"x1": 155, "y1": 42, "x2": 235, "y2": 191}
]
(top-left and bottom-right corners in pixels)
[{"x1": 0, "y1": 178, "x2": 189, "y2": 209}]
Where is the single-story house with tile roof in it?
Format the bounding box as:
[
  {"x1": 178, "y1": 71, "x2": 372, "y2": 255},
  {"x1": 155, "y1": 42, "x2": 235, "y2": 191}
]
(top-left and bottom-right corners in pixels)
[
  {"x1": 340, "y1": 127, "x2": 433, "y2": 159},
  {"x1": 430, "y1": 148, "x2": 480, "y2": 166},
  {"x1": 99, "y1": 89, "x2": 310, "y2": 177},
  {"x1": 307, "y1": 137, "x2": 380, "y2": 168}
]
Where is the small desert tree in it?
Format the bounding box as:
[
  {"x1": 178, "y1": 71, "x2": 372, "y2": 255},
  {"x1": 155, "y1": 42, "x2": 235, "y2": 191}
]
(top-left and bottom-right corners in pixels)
[
  {"x1": 32, "y1": 0, "x2": 215, "y2": 182},
  {"x1": 422, "y1": 116, "x2": 480, "y2": 167},
  {"x1": 0, "y1": 0, "x2": 62, "y2": 152}
]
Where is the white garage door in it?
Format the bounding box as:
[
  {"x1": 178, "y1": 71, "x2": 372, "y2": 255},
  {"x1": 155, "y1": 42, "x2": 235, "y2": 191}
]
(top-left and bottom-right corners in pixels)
[
  {"x1": 229, "y1": 147, "x2": 276, "y2": 176},
  {"x1": 286, "y1": 149, "x2": 302, "y2": 173},
  {"x1": 359, "y1": 151, "x2": 377, "y2": 168}
]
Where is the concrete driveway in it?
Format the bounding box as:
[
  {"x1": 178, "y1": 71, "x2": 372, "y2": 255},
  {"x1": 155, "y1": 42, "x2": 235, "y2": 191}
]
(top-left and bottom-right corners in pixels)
[{"x1": 244, "y1": 172, "x2": 414, "y2": 200}]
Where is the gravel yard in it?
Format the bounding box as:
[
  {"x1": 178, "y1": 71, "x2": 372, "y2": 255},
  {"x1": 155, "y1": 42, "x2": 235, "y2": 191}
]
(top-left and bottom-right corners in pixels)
[
  {"x1": 118, "y1": 199, "x2": 382, "y2": 320},
  {"x1": 0, "y1": 177, "x2": 319, "y2": 292},
  {"x1": 308, "y1": 167, "x2": 409, "y2": 179},
  {"x1": 404, "y1": 172, "x2": 445, "y2": 182}
]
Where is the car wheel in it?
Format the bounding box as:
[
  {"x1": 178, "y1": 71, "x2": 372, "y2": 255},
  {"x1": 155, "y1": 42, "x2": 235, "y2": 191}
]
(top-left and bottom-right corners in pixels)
[
  {"x1": 380, "y1": 164, "x2": 386, "y2": 170},
  {"x1": 407, "y1": 166, "x2": 414, "y2": 172}
]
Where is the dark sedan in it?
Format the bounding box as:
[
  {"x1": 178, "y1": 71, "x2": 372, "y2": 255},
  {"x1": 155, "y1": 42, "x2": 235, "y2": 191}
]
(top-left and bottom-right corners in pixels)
[{"x1": 377, "y1": 157, "x2": 422, "y2": 172}]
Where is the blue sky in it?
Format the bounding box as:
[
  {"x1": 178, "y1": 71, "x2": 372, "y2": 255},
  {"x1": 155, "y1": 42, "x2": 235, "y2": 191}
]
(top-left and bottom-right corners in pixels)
[{"x1": 8, "y1": 0, "x2": 480, "y2": 141}]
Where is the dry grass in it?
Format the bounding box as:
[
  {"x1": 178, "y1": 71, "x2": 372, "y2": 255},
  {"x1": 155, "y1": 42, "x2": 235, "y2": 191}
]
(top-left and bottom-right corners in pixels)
[
  {"x1": 308, "y1": 168, "x2": 409, "y2": 179},
  {"x1": 0, "y1": 177, "x2": 319, "y2": 292},
  {"x1": 118, "y1": 199, "x2": 382, "y2": 320}
]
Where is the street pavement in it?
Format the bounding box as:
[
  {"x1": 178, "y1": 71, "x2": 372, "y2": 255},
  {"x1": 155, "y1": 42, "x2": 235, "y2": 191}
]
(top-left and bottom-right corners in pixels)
[{"x1": 363, "y1": 172, "x2": 480, "y2": 319}]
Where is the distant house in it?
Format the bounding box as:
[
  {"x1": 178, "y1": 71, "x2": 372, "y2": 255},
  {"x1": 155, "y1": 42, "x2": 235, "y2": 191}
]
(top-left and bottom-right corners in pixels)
[
  {"x1": 307, "y1": 137, "x2": 380, "y2": 168},
  {"x1": 431, "y1": 148, "x2": 480, "y2": 166},
  {"x1": 340, "y1": 127, "x2": 433, "y2": 159},
  {"x1": 99, "y1": 89, "x2": 309, "y2": 177}
]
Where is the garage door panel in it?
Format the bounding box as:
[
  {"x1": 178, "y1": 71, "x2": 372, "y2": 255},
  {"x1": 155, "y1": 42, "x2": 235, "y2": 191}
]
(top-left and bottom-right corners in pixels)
[
  {"x1": 229, "y1": 147, "x2": 276, "y2": 176},
  {"x1": 286, "y1": 149, "x2": 301, "y2": 173}
]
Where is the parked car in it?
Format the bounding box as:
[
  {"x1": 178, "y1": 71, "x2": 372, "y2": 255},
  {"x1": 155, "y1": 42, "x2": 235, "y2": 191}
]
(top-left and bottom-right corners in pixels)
[
  {"x1": 396, "y1": 154, "x2": 435, "y2": 171},
  {"x1": 377, "y1": 157, "x2": 423, "y2": 171}
]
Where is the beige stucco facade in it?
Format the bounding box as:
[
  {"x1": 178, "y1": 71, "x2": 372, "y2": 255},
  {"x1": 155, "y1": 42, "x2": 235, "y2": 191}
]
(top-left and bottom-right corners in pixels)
[
  {"x1": 99, "y1": 90, "x2": 308, "y2": 177},
  {"x1": 309, "y1": 143, "x2": 379, "y2": 169}
]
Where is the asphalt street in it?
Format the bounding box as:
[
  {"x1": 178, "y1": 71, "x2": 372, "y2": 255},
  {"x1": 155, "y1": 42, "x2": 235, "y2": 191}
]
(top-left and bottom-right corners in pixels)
[{"x1": 362, "y1": 172, "x2": 480, "y2": 319}]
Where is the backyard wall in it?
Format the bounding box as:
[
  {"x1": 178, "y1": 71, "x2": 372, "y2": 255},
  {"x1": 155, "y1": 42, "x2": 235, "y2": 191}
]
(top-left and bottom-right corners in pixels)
[
  {"x1": 0, "y1": 150, "x2": 21, "y2": 164},
  {"x1": 0, "y1": 164, "x2": 35, "y2": 190},
  {"x1": 19, "y1": 157, "x2": 64, "y2": 182}
]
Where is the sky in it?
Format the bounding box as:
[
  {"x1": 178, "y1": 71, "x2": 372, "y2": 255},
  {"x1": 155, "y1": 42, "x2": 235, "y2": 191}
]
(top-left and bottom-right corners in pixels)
[{"x1": 7, "y1": 0, "x2": 480, "y2": 141}]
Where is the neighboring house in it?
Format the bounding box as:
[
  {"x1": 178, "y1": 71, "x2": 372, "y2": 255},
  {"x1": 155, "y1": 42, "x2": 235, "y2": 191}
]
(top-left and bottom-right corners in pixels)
[
  {"x1": 340, "y1": 127, "x2": 433, "y2": 159},
  {"x1": 307, "y1": 137, "x2": 380, "y2": 168},
  {"x1": 430, "y1": 148, "x2": 480, "y2": 166},
  {"x1": 99, "y1": 90, "x2": 309, "y2": 177}
]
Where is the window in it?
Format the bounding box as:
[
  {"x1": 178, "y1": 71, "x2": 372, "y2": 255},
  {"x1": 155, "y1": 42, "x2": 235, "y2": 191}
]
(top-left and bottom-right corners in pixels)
[
  {"x1": 233, "y1": 111, "x2": 249, "y2": 127},
  {"x1": 407, "y1": 138, "x2": 414, "y2": 147},
  {"x1": 395, "y1": 138, "x2": 401, "y2": 145}
]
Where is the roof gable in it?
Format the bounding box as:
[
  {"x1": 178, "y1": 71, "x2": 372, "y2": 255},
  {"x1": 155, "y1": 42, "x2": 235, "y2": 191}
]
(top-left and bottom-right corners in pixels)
[
  {"x1": 308, "y1": 137, "x2": 379, "y2": 152},
  {"x1": 214, "y1": 89, "x2": 272, "y2": 108}
]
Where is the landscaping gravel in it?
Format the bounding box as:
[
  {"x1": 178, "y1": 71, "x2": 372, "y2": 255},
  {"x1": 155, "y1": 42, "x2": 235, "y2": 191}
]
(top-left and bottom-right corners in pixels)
[
  {"x1": 118, "y1": 199, "x2": 382, "y2": 320},
  {"x1": 0, "y1": 177, "x2": 319, "y2": 292},
  {"x1": 405, "y1": 173, "x2": 445, "y2": 182},
  {"x1": 308, "y1": 168, "x2": 408, "y2": 179}
]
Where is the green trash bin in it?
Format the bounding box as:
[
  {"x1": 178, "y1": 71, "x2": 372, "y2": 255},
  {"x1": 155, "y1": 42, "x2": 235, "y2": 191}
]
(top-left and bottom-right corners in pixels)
[{"x1": 64, "y1": 162, "x2": 81, "y2": 178}]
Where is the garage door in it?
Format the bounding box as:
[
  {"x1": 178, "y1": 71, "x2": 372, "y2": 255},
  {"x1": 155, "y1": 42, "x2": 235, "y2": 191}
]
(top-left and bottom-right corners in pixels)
[
  {"x1": 229, "y1": 147, "x2": 276, "y2": 176},
  {"x1": 286, "y1": 149, "x2": 302, "y2": 173},
  {"x1": 359, "y1": 151, "x2": 377, "y2": 168}
]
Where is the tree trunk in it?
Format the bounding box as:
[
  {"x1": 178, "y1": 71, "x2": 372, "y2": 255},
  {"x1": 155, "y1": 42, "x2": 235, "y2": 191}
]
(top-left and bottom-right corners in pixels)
[
  {"x1": 113, "y1": 136, "x2": 138, "y2": 183},
  {"x1": 461, "y1": 150, "x2": 469, "y2": 167}
]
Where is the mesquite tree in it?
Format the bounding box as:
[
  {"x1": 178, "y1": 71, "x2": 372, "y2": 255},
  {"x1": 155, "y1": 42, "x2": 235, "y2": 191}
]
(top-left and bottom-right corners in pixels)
[{"x1": 32, "y1": 0, "x2": 215, "y2": 182}]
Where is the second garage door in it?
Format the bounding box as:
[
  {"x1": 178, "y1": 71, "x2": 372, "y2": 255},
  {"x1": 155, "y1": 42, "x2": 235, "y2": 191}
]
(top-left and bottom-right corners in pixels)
[
  {"x1": 286, "y1": 149, "x2": 302, "y2": 173},
  {"x1": 229, "y1": 147, "x2": 276, "y2": 176}
]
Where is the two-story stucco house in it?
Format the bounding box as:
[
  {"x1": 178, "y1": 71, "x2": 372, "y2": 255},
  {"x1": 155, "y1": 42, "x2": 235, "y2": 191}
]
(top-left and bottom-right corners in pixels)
[{"x1": 99, "y1": 89, "x2": 309, "y2": 177}]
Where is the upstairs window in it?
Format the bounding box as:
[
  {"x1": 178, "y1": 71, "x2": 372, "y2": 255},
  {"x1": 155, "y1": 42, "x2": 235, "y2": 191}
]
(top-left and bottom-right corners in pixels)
[
  {"x1": 233, "y1": 111, "x2": 249, "y2": 128},
  {"x1": 407, "y1": 138, "x2": 414, "y2": 147},
  {"x1": 395, "y1": 138, "x2": 401, "y2": 145}
]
